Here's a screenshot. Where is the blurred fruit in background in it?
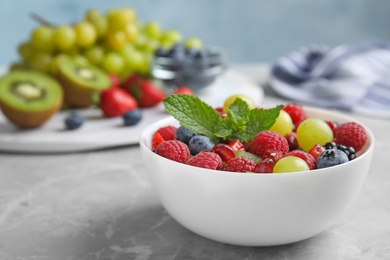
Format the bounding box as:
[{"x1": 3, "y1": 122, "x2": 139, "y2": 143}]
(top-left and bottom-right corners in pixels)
[{"x1": 12, "y1": 7, "x2": 210, "y2": 81}]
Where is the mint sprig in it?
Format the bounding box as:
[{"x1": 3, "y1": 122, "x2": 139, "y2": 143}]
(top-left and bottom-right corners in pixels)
[{"x1": 162, "y1": 94, "x2": 283, "y2": 143}]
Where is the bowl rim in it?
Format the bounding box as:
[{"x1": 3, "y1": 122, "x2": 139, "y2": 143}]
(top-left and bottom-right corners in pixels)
[{"x1": 140, "y1": 105, "x2": 375, "y2": 177}]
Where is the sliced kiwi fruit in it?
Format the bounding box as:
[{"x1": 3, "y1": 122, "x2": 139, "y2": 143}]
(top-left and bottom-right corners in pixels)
[
  {"x1": 0, "y1": 70, "x2": 63, "y2": 128},
  {"x1": 56, "y1": 59, "x2": 110, "y2": 108}
]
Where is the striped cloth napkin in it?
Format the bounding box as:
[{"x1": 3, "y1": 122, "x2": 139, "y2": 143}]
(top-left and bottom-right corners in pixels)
[{"x1": 269, "y1": 41, "x2": 390, "y2": 118}]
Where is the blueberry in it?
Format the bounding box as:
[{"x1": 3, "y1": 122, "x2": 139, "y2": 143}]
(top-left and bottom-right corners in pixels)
[
  {"x1": 316, "y1": 148, "x2": 349, "y2": 169},
  {"x1": 174, "y1": 126, "x2": 196, "y2": 145},
  {"x1": 65, "y1": 112, "x2": 84, "y2": 130},
  {"x1": 155, "y1": 47, "x2": 169, "y2": 57},
  {"x1": 122, "y1": 109, "x2": 142, "y2": 126},
  {"x1": 188, "y1": 135, "x2": 214, "y2": 155}
]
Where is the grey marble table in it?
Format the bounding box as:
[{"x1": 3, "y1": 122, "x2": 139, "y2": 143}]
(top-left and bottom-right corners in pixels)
[{"x1": 1, "y1": 65, "x2": 389, "y2": 260}]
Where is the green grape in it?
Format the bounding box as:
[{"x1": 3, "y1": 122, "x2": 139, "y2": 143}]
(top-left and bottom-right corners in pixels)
[
  {"x1": 106, "y1": 8, "x2": 136, "y2": 31},
  {"x1": 106, "y1": 31, "x2": 127, "y2": 50},
  {"x1": 297, "y1": 118, "x2": 334, "y2": 152},
  {"x1": 136, "y1": 36, "x2": 159, "y2": 53},
  {"x1": 85, "y1": 9, "x2": 107, "y2": 39},
  {"x1": 85, "y1": 9, "x2": 102, "y2": 22},
  {"x1": 160, "y1": 30, "x2": 182, "y2": 45},
  {"x1": 123, "y1": 23, "x2": 139, "y2": 43},
  {"x1": 50, "y1": 53, "x2": 70, "y2": 75},
  {"x1": 84, "y1": 45, "x2": 105, "y2": 65},
  {"x1": 74, "y1": 21, "x2": 97, "y2": 47},
  {"x1": 18, "y1": 42, "x2": 33, "y2": 60},
  {"x1": 122, "y1": 48, "x2": 144, "y2": 74},
  {"x1": 29, "y1": 52, "x2": 53, "y2": 73},
  {"x1": 9, "y1": 62, "x2": 29, "y2": 71},
  {"x1": 184, "y1": 37, "x2": 203, "y2": 50},
  {"x1": 269, "y1": 110, "x2": 293, "y2": 136},
  {"x1": 30, "y1": 25, "x2": 55, "y2": 52},
  {"x1": 223, "y1": 94, "x2": 255, "y2": 112},
  {"x1": 72, "y1": 55, "x2": 90, "y2": 66},
  {"x1": 273, "y1": 156, "x2": 310, "y2": 173},
  {"x1": 144, "y1": 21, "x2": 161, "y2": 39},
  {"x1": 102, "y1": 52, "x2": 125, "y2": 75},
  {"x1": 53, "y1": 25, "x2": 76, "y2": 51}
]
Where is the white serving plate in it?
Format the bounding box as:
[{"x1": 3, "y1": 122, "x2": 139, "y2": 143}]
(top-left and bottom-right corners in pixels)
[{"x1": 0, "y1": 69, "x2": 264, "y2": 153}]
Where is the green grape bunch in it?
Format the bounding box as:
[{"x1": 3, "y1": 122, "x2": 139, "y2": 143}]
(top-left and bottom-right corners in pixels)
[{"x1": 11, "y1": 7, "x2": 203, "y2": 81}]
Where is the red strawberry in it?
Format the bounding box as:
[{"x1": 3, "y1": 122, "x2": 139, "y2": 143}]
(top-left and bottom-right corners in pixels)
[
  {"x1": 187, "y1": 151, "x2": 222, "y2": 170},
  {"x1": 122, "y1": 74, "x2": 166, "y2": 108},
  {"x1": 285, "y1": 150, "x2": 316, "y2": 170},
  {"x1": 223, "y1": 157, "x2": 256, "y2": 173},
  {"x1": 100, "y1": 87, "x2": 137, "y2": 118},
  {"x1": 172, "y1": 87, "x2": 194, "y2": 95},
  {"x1": 108, "y1": 73, "x2": 121, "y2": 88},
  {"x1": 151, "y1": 132, "x2": 165, "y2": 150},
  {"x1": 249, "y1": 131, "x2": 289, "y2": 158},
  {"x1": 155, "y1": 140, "x2": 190, "y2": 164},
  {"x1": 335, "y1": 122, "x2": 367, "y2": 152}
]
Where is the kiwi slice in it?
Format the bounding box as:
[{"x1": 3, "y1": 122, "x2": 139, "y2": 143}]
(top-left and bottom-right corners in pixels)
[
  {"x1": 56, "y1": 59, "x2": 110, "y2": 108},
  {"x1": 0, "y1": 70, "x2": 63, "y2": 128}
]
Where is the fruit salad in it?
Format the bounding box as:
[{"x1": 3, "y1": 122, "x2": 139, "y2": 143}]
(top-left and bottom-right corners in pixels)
[{"x1": 150, "y1": 94, "x2": 368, "y2": 173}]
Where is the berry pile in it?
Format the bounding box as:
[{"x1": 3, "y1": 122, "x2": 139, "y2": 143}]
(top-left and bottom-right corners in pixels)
[{"x1": 151, "y1": 96, "x2": 368, "y2": 174}]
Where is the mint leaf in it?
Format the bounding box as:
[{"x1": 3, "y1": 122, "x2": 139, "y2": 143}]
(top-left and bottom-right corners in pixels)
[
  {"x1": 162, "y1": 94, "x2": 221, "y2": 139},
  {"x1": 214, "y1": 98, "x2": 249, "y2": 140},
  {"x1": 162, "y1": 94, "x2": 283, "y2": 143},
  {"x1": 236, "y1": 105, "x2": 283, "y2": 142}
]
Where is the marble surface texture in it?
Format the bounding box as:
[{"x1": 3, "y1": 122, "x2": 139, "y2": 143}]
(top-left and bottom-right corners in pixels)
[{"x1": 0, "y1": 65, "x2": 390, "y2": 260}]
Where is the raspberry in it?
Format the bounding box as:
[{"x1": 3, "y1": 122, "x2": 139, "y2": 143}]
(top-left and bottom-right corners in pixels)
[
  {"x1": 285, "y1": 150, "x2": 316, "y2": 170},
  {"x1": 283, "y1": 103, "x2": 307, "y2": 125},
  {"x1": 249, "y1": 131, "x2": 289, "y2": 158},
  {"x1": 151, "y1": 131, "x2": 165, "y2": 150},
  {"x1": 223, "y1": 157, "x2": 256, "y2": 173},
  {"x1": 155, "y1": 140, "x2": 190, "y2": 163},
  {"x1": 157, "y1": 126, "x2": 177, "y2": 141},
  {"x1": 325, "y1": 120, "x2": 339, "y2": 136},
  {"x1": 187, "y1": 152, "x2": 222, "y2": 170},
  {"x1": 335, "y1": 122, "x2": 367, "y2": 152}
]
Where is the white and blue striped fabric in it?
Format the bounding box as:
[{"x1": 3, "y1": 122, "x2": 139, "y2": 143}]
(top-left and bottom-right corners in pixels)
[{"x1": 269, "y1": 41, "x2": 390, "y2": 118}]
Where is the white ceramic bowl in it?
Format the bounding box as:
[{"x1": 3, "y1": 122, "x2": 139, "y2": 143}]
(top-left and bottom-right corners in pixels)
[{"x1": 140, "y1": 107, "x2": 375, "y2": 246}]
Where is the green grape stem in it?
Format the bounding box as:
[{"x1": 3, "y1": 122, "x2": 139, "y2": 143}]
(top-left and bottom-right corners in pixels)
[{"x1": 30, "y1": 13, "x2": 54, "y2": 27}]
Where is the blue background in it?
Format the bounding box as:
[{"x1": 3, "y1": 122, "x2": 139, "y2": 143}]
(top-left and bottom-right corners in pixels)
[{"x1": 1, "y1": 0, "x2": 390, "y2": 65}]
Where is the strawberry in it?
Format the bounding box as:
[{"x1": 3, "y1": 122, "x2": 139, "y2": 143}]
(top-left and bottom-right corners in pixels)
[
  {"x1": 122, "y1": 74, "x2": 166, "y2": 108},
  {"x1": 108, "y1": 73, "x2": 121, "y2": 88},
  {"x1": 100, "y1": 87, "x2": 137, "y2": 118},
  {"x1": 172, "y1": 87, "x2": 194, "y2": 95}
]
